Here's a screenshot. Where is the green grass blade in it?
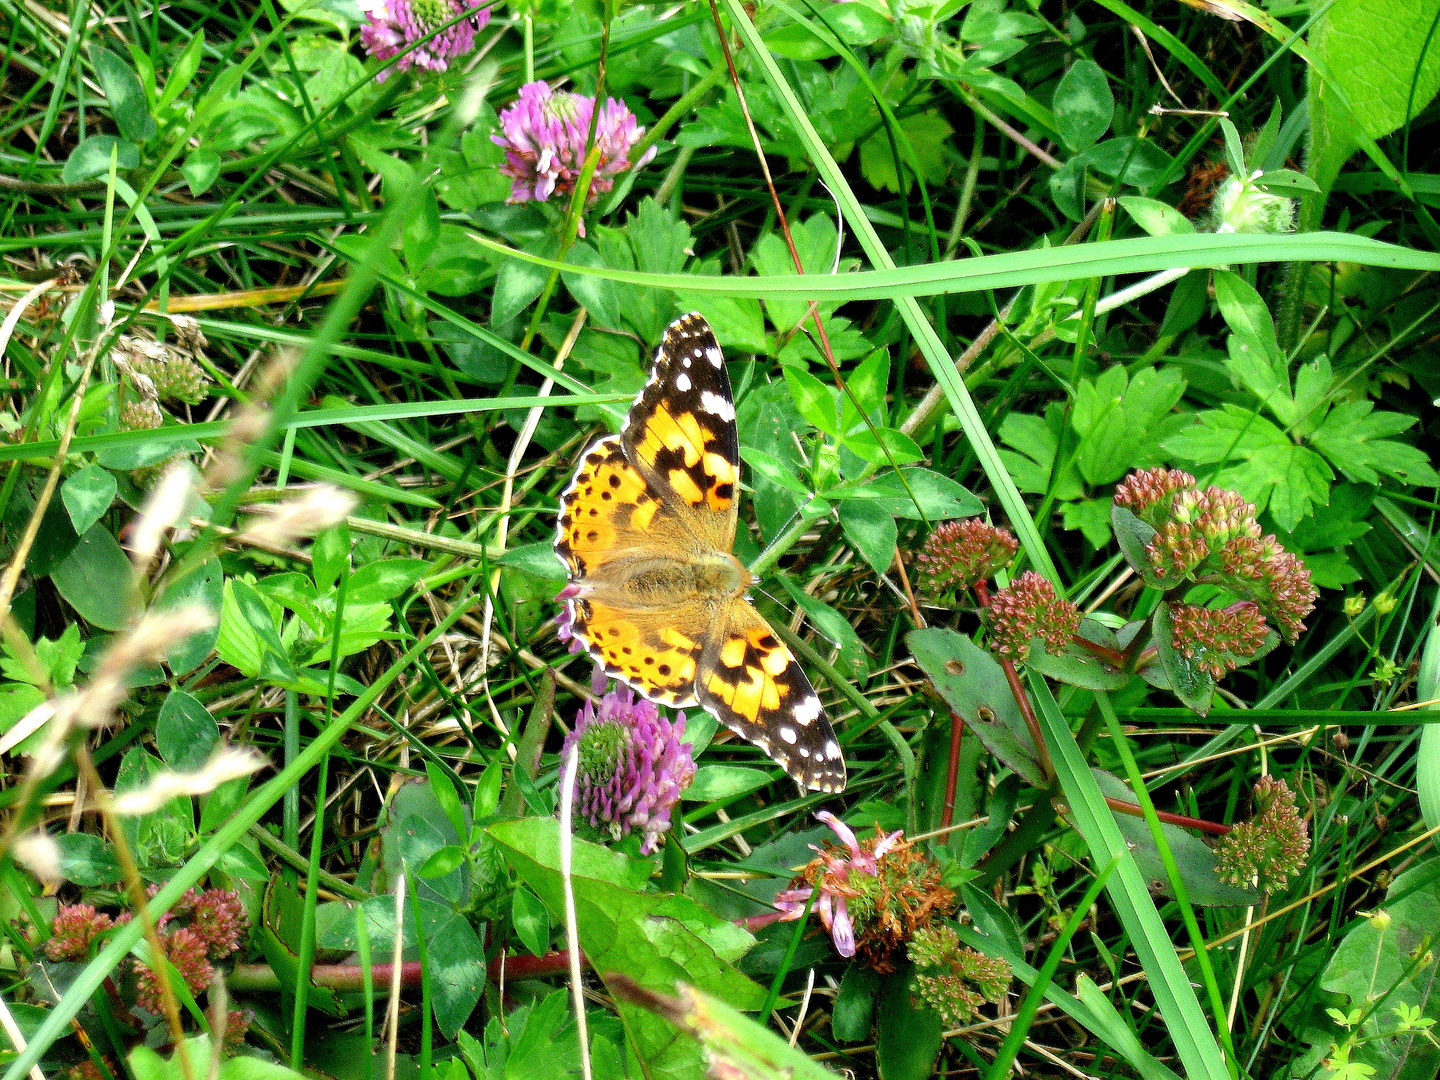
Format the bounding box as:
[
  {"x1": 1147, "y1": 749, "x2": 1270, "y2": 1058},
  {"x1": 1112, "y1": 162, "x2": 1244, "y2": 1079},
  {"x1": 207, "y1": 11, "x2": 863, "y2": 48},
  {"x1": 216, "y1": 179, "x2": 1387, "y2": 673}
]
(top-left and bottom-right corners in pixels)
[
  {"x1": 1028, "y1": 673, "x2": 1231, "y2": 1080},
  {"x1": 716, "y1": 0, "x2": 1057, "y2": 584}
]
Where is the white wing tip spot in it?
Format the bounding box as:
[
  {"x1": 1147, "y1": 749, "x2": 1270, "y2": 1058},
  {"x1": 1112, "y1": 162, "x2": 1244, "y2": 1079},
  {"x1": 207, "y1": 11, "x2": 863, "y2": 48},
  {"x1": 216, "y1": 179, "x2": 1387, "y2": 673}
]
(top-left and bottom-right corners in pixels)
[
  {"x1": 824, "y1": 740, "x2": 842, "y2": 760},
  {"x1": 793, "y1": 696, "x2": 823, "y2": 724},
  {"x1": 699, "y1": 391, "x2": 735, "y2": 421},
  {"x1": 706, "y1": 346, "x2": 723, "y2": 368}
]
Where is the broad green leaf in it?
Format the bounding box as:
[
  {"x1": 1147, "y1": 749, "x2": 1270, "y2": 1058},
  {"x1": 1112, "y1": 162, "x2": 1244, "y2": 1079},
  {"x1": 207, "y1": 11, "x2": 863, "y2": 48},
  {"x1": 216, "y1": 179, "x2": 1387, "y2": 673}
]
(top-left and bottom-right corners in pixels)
[
  {"x1": 511, "y1": 884, "x2": 551, "y2": 957},
  {"x1": 1054, "y1": 60, "x2": 1114, "y2": 151},
  {"x1": 157, "y1": 558, "x2": 222, "y2": 675},
  {"x1": 180, "y1": 150, "x2": 221, "y2": 196},
  {"x1": 784, "y1": 366, "x2": 838, "y2": 436},
  {"x1": 836, "y1": 469, "x2": 983, "y2": 520},
  {"x1": 876, "y1": 964, "x2": 942, "y2": 1080},
  {"x1": 56, "y1": 832, "x2": 120, "y2": 887},
  {"x1": 833, "y1": 964, "x2": 879, "y2": 1042},
  {"x1": 839, "y1": 498, "x2": 897, "y2": 575},
  {"x1": 1153, "y1": 603, "x2": 1215, "y2": 715},
  {"x1": 50, "y1": 525, "x2": 135, "y2": 631},
  {"x1": 489, "y1": 817, "x2": 763, "y2": 1076},
  {"x1": 131, "y1": 1036, "x2": 306, "y2": 1080},
  {"x1": 684, "y1": 765, "x2": 774, "y2": 801},
  {"x1": 1311, "y1": 400, "x2": 1440, "y2": 487},
  {"x1": 1299, "y1": 861, "x2": 1440, "y2": 1080},
  {"x1": 1090, "y1": 769, "x2": 1259, "y2": 906},
  {"x1": 156, "y1": 690, "x2": 220, "y2": 771},
  {"x1": 418, "y1": 844, "x2": 466, "y2": 879},
  {"x1": 907, "y1": 629, "x2": 1046, "y2": 787},
  {"x1": 1110, "y1": 506, "x2": 1165, "y2": 588},
  {"x1": 157, "y1": 30, "x2": 206, "y2": 110},
  {"x1": 347, "y1": 558, "x2": 428, "y2": 603},
  {"x1": 1213, "y1": 271, "x2": 1281, "y2": 360},
  {"x1": 1072, "y1": 365, "x2": 1187, "y2": 485},
  {"x1": 60, "y1": 466, "x2": 116, "y2": 537},
  {"x1": 779, "y1": 579, "x2": 869, "y2": 678},
  {"x1": 1162, "y1": 406, "x2": 1334, "y2": 529},
  {"x1": 1311, "y1": 0, "x2": 1440, "y2": 141},
  {"x1": 92, "y1": 48, "x2": 156, "y2": 143},
  {"x1": 1118, "y1": 196, "x2": 1195, "y2": 236}
]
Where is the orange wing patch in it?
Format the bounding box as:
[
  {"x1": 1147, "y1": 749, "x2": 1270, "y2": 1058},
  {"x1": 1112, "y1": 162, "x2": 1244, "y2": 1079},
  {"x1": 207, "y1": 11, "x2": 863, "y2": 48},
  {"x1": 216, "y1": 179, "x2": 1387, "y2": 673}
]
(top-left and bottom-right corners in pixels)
[
  {"x1": 632, "y1": 402, "x2": 737, "y2": 515},
  {"x1": 569, "y1": 598, "x2": 705, "y2": 707},
  {"x1": 697, "y1": 601, "x2": 845, "y2": 793},
  {"x1": 556, "y1": 436, "x2": 662, "y2": 577}
]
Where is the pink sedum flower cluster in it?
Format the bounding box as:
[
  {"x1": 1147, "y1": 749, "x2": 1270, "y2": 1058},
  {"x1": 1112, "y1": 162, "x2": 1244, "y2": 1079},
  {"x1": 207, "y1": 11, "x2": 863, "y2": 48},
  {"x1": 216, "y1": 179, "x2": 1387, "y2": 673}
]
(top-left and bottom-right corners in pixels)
[
  {"x1": 985, "y1": 571, "x2": 1082, "y2": 663},
  {"x1": 493, "y1": 81, "x2": 655, "y2": 206},
  {"x1": 359, "y1": 0, "x2": 494, "y2": 81}
]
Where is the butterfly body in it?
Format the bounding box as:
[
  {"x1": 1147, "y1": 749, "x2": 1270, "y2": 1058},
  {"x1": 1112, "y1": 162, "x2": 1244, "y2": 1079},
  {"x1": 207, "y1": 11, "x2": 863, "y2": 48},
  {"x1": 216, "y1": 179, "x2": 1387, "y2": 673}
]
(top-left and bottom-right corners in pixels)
[{"x1": 554, "y1": 313, "x2": 846, "y2": 793}]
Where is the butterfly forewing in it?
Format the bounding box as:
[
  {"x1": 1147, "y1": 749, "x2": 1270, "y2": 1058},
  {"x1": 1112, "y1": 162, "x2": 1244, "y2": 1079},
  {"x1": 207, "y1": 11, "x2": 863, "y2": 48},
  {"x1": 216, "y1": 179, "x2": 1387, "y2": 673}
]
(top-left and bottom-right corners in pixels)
[
  {"x1": 556, "y1": 311, "x2": 847, "y2": 794},
  {"x1": 621, "y1": 312, "x2": 741, "y2": 550}
]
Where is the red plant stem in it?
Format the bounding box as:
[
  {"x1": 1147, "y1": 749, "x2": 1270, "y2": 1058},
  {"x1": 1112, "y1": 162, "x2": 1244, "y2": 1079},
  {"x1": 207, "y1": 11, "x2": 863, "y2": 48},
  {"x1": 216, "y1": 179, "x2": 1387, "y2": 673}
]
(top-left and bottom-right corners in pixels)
[
  {"x1": 227, "y1": 951, "x2": 583, "y2": 994},
  {"x1": 1000, "y1": 654, "x2": 1055, "y2": 782},
  {"x1": 1103, "y1": 795, "x2": 1231, "y2": 836},
  {"x1": 1068, "y1": 634, "x2": 1130, "y2": 669},
  {"x1": 940, "y1": 710, "x2": 964, "y2": 830}
]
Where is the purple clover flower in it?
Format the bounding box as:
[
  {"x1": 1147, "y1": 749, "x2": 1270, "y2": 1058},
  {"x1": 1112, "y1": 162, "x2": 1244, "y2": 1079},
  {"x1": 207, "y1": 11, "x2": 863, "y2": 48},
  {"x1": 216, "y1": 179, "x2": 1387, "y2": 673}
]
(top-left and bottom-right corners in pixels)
[
  {"x1": 562, "y1": 683, "x2": 695, "y2": 855},
  {"x1": 772, "y1": 812, "x2": 903, "y2": 958},
  {"x1": 493, "y1": 80, "x2": 656, "y2": 207},
  {"x1": 359, "y1": 0, "x2": 495, "y2": 82}
]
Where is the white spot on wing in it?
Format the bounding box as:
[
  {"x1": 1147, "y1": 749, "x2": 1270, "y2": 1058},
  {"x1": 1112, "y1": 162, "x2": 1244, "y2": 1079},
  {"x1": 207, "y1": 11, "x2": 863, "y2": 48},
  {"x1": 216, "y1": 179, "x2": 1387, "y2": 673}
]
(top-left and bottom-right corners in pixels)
[
  {"x1": 706, "y1": 346, "x2": 723, "y2": 368},
  {"x1": 676, "y1": 372, "x2": 691, "y2": 392},
  {"x1": 793, "y1": 696, "x2": 822, "y2": 725},
  {"x1": 700, "y1": 391, "x2": 735, "y2": 421},
  {"x1": 824, "y1": 740, "x2": 842, "y2": 760},
  {"x1": 778, "y1": 725, "x2": 797, "y2": 745}
]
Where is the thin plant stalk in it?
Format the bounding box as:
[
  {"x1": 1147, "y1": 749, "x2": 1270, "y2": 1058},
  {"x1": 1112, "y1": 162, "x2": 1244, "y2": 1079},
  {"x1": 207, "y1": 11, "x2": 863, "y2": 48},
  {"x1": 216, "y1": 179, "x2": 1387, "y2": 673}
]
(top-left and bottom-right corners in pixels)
[{"x1": 559, "y1": 744, "x2": 592, "y2": 1080}]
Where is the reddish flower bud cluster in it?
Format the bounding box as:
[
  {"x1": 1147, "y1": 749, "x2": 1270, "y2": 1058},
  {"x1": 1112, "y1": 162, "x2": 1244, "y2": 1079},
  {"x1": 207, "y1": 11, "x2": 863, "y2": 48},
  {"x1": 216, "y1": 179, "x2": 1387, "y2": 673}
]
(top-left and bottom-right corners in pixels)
[
  {"x1": 1215, "y1": 776, "x2": 1310, "y2": 891},
  {"x1": 908, "y1": 923, "x2": 1012, "y2": 1026},
  {"x1": 1113, "y1": 469, "x2": 1318, "y2": 642},
  {"x1": 1113, "y1": 467, "x2": 1197, "y2": 519},
  {"x1": 1148, "y1": 521, "x2": 1210, "y2": 583},
  {"x1": 915, "y1": 520, "x2": 1018, "y2": 601},
  {"x1": 1216, "y1": 537, "x2": 1316, "y2": 642},
  {"x1": 985, "y1": 572, "x2": 1081, "y2": 663},
  {"x1": 50, "y1": 887, "x2": 250, "y2": 1020},
  {"x1": 135, "y1": 927, "x2": 213, "y2": 1016},
  {"x1": 45, "y1": 905, "x2": 114, "y2": 961},
  {"x1": 1168, "y1": 601, "x2": 1270, "y2": 679}
]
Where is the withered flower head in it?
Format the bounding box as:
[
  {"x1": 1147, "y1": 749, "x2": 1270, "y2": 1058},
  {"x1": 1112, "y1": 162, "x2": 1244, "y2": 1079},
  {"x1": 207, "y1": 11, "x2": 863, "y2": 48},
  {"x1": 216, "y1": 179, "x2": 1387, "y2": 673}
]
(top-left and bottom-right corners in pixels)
[{"x1": 774, "y1": 813, "x2": 955, "y2": 970}]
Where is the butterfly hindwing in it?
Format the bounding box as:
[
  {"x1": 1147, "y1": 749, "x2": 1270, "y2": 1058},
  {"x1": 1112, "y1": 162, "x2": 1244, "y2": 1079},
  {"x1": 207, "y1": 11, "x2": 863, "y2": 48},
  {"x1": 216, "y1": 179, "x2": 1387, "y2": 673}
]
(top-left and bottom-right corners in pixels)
[
  {"x1": 696, "y1": 599, "x2": 846, "y2": 793},
  {"x1": 568, "y1": 597, "x2": 707, "y2": 707}
]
